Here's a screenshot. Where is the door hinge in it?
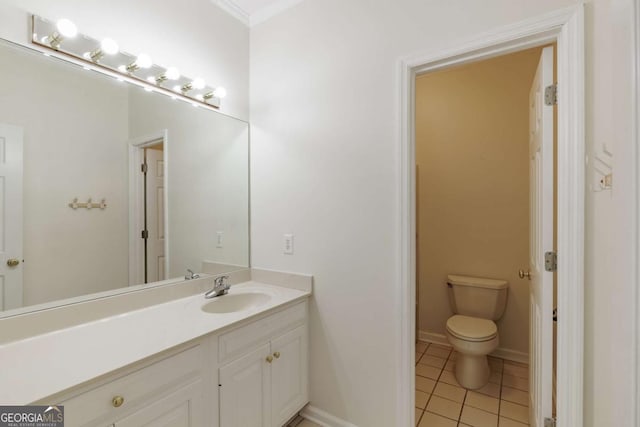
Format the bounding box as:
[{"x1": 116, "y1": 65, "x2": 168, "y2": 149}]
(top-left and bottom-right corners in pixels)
[
  {"x1": 545, "y1": 417, "x2": 557, "y2": 427},
  {"x1": 141, "y1": 229, "x2": 149, "y2": 239},
  {"x1": 545, "y1": 251, "x2": 557, "y2": 272},
  {"x1": 545, "y1": 84, "x2": 558, "y2": 106},
  {"x1": 141, "y1": 162, "x2": 148, "y2": 174}
]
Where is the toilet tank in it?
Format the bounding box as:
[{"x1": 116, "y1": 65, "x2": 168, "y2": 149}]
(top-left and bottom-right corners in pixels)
[{"x1": 447, "y1": 274, "x2": 508, "y2": 321}]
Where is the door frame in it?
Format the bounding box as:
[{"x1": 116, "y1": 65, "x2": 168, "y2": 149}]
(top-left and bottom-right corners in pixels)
[
  {"x1": 397, "y1": 5, "x2": 585, "y2": 427},
  {"x1": 128, "y1": 130, "x2": 169, "y2": 286}
]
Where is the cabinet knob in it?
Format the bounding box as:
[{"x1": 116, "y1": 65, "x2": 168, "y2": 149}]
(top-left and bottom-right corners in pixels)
[
  {"x1": 273, "y1": 352, "x2": 281, "y2": 359},
  {"x1": 112, "y1": 395, "x2": 125, "y2": 408},
  {"x1": 266, "y1": 355, "x2": 273, "y2": 363},
  {"x1": 7, "y1": 259, "x2": 20, "y2": 267}
]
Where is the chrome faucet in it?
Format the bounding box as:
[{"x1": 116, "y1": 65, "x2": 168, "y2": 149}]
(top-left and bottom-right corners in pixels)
[
  {"x1": 185, "y1": 269, "x2": 200, "y2": 280},
  {"x1": 205, "y1": 275, "x2": 231, "y2": 299}
]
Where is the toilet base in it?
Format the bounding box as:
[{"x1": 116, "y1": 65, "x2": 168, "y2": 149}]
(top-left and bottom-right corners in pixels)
[{"x1": 454, "y1": 354, "x2": 490, "y2": 390}]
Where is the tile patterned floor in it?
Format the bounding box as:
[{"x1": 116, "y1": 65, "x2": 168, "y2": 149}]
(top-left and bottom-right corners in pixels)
[{"x1": 415, "y1": 341, "x2": 530, "y2": 427}]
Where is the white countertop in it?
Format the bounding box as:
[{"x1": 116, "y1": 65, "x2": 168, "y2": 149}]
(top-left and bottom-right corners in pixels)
[{"x1": 0, "y1": 281, "x2": 310, "y2": 404}]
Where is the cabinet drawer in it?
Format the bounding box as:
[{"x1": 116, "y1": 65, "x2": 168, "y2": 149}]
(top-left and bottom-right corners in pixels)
[
  {"x1": 60, "y1": 345, "x2": 203, "y2": 427},
  {"x1": 219, "y1": 301, "x2": 307, "y2": 363}
]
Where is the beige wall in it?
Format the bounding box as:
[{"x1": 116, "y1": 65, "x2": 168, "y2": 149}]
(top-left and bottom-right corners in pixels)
[{"x1": 416, "y1": 48, "x2": 544, "y2": 356}]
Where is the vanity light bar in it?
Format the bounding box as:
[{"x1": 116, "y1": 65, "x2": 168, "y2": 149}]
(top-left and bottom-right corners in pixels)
[{"x1": 30, "y1": 15, "x2": 226, "y2": 110}]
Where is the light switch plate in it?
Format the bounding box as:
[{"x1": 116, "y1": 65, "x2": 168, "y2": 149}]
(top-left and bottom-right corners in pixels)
[
  {"x1": 283, "y1": 234, "x2": 294, "y2": 255},
  {"x1": 216, "y1": 231, "x2": 223, "y2": 248}
]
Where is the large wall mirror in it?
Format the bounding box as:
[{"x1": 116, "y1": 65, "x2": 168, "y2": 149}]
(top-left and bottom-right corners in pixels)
[{"x1": 0, "y1": 39, "x2": 249, "y2": 317}]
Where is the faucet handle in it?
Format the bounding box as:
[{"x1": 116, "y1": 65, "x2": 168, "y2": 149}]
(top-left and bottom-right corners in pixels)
[
  {"x1": 185, "y1": 269, "x2": 200, "y2": 280},
  {"x1": 215, "y1": 275, "x2": 230, "y2": 287}
]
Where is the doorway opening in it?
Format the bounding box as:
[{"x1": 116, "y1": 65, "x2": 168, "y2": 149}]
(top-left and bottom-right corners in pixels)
[
  {"x1": 398, "y1": 6, "x2": 585, "y2": 427},
  {"x1": 413, "y1": 45, "x2": 556, "y2": 426},
  {"x1": 129, "y1": 131, "x2": 169, "y2": 285}
]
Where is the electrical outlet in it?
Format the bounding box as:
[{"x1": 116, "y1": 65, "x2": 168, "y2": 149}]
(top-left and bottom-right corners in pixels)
[
  {"x1": 216, "y1": 231, "x2": 223, "y2": 248},
  {"x1": 283, "y1": 234, "x2": 294, "y2": 255}
]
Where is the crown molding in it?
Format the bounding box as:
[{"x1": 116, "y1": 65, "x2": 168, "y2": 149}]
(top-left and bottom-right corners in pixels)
[{"x1": 212, "y1": 0, "x2": 250, "y2": 26}]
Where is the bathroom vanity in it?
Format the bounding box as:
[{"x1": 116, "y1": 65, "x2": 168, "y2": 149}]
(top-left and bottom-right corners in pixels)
[{"x1": 0, "y1": 271, "x2": 311, "y2": 427}]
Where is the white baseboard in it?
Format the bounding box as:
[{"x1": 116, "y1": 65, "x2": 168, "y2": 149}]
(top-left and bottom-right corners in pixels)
[
  {"x1": 300, "y1": 405, "x2": 358, "y2": 427},
  {"x1": 418, "y1": 330, "x2": 529, "y2": 364}
]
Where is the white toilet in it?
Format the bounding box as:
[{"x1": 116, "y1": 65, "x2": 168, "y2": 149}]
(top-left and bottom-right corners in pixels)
[{"x1": 445, "y1": 274, "x2": 508, "y2": 390}]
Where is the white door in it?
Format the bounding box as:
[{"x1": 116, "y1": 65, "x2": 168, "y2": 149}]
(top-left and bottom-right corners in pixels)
[
  {"x1": 219, "y1": 343, "x2": 272, "y2": 427},
  {"x1": 145, "y1": 147, "x2": 165, "y2": 282},
  {"x1": 115, "y1": 380, "x2": 203, "y2": 427},
  {"x1": 528, "y1": 46, "x2": 554, "y2": 427},
  {"x1": 271, "y1": 325, "x2": 308, "y2": 427},
  {"x1": 0, "y1": 124, "x2": 23, "y2": 311}
]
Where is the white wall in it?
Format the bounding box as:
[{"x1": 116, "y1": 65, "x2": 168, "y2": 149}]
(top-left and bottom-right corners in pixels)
[
  {"x1": 0, "y1": 42, "x2": 130, "y2": 306},
  {"x1": 250, "y1": 1, "x2": 637, "y2": 426},
  {"x1": 0, "y1": 0, "x2": 249, "y2": 121},
  {"x1": 128, "y1": 88, "x2": 250, "y2": 276}
]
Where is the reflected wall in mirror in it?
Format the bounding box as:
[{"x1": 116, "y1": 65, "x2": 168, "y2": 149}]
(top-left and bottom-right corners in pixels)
[{"x1": 0, "y1": 39, "x2": 249, "y2": 315}]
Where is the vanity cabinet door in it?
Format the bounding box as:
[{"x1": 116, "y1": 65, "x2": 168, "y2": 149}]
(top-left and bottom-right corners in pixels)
[
  {"x1": 270, "y1": 325, "x2": 308, "y2": 427},
  {"x1": 219, "y1": 343, "x2": 272, "y2": 427},
  {"x1": 114, "y1": 380, "x2": 204, "y2": 427}
]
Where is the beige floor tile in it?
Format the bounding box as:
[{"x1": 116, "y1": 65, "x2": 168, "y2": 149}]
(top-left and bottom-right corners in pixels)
[
  {"x1": 444, "y1": 360, "x2": 455, "y2": 371},
  {"x1": 416, "y1": 364, "x2": 442, "y2": 380},
  {"x1": 416, "y1": 342, "x2": 429, "y2": 353},
  {"x1": 488, "y1": 370, "x2": 502, "y2": 384},
  {"x1": 502, "y1": 374, "x2": 529, "y2": 392},
  {"x1": 427, "y1": 395, "x2": 462, "y2": 421},
  {"x1": 500, "y1": 401, "x2": 529, "y2": 424},
  {"x1": 415, "y1": 408, "x2": 422, "y2": 426},
  {"x1": 503, "y1": 364, "x2": 528, "y2": 379},
  {"x1": 420, "y1": 354, "x2": 447, "y2": 369},
  {"x1": 418, "y1": 411, "x2": 458, "y2": 427},
  {"x1": 426, "y1": 346, "x2": 451, "y2": 359},
  {"x1": 498, "y1": 416, "x2": 528, "y2": 426},
  {"x1": 501, "y1": 386, "x2": 528, "y2": 407},
  {"x1": 449, "y1": 351, "x2": 458, "y2": 361},
  {"x1": 460, "y1": 424, "x2": 474, "y2": 427},
  {"x1": 416, "y1": 375, "x2": 436, "y2": 393},
  {"x1": 438, "y1": 370, "x2": 462, "y2": 387},
  {"x1": 433, "y1": 381, "x2": 466, "y2": 403},
  {"x1": 460, "y1": 405, "x2": 499, "y2": 427},
  {"x1": 475, "y1": 381, "x2": 501, "y2": 398},
  {"x1": 465, "y1": 391, "x2": 499, "y2": 414},
  {"x1": 415, "y1": 390, "x2": 430, "y2": 409}
]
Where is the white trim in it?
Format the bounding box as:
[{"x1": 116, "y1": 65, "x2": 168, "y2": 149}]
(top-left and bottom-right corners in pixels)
[
  {"x1": 128, "y1": 130, "x2": 169, "y2": 286},
  {"x1": 250, "y1": 0, "x2": 306, "y2": 26},
  {"x1": 212, "y1": 0, "x2": 250, "y2": 26},
  {"x1": 634, "y1": 0, "x2": 640, "y2": 424},
  {"x1": 211, "y1": 0, "x2": 305, "y2": 27},
  {"x1": 418, "y1": 332, "x2": 529, "y2": 364},
  {"x1": 398, "y1": 5, "x2": 585, "y2": 427},
  {"x1": 299, "y1": 405, "x2": 358, "y2": 427}
]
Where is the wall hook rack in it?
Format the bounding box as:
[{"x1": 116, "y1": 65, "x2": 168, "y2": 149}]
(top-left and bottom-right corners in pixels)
[{"x1": 68, "y1": 198, "x2": 107, "y2": 210}]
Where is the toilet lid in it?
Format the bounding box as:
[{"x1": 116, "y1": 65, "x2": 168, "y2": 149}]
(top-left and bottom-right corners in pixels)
[{"x1": 446, "y1": 315, "x2": 497, "y2": 342}]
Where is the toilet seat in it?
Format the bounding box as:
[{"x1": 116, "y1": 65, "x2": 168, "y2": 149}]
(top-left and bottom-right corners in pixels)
[{"x1": 446, "y1": 315, "x2": 497, "y2": 342}]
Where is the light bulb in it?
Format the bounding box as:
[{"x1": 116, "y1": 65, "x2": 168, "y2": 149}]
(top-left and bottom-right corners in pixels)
[
  {"x1": 56, "y1": 19, "x2": 78, "y2": 38},
  {"x1": 165, "y1": 67, "x2": 180, "y2": 80},
  {"x1": 100, "y1": 38, "x2": 119, "y2": 55},
  {"x1": 146, "y1": 76, "x2": 156, "y2": 84},
  {"x1": 172, "y1": 85, "x2": 181, "y2": 92},
  {"x1": 136, "y1": 53, "x2": 152, "y2": 69},
  {"x1": 213, "y1": 87, "x2": 227, "y2": 99},
  {"x1": 192, "y1": 78, "x2": 205, "y2": 90},
  {"x1": 118, "y1": 65, "x2": 127, "y2": 72},
  {"x1": 195, "y1": 94, "x2": 204, "y2": 101}
]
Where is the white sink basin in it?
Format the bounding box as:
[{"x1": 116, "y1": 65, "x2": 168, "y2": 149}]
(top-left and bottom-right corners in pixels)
[{"x1": 201, "y1": 292, "x2": 272, "y2": 314}]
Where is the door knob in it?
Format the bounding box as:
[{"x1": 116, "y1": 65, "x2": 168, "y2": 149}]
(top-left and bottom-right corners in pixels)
[
  {"x1": 266, "y1": 355, "x2": 273, "y2": 363},
  {"x1": 518, "y1": 269, "x2": 532, "y2": 280},
  {"x1": 112, "y1": 395, "x2": 125, "y2": 408},
  {"x1": 7, "y1": 259, "x2": 20, "y2": 267}
]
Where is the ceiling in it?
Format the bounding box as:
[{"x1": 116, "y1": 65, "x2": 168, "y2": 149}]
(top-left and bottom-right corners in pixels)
[{"x1": 213, "y1": 0, "x2": 305, "y2": 26}]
